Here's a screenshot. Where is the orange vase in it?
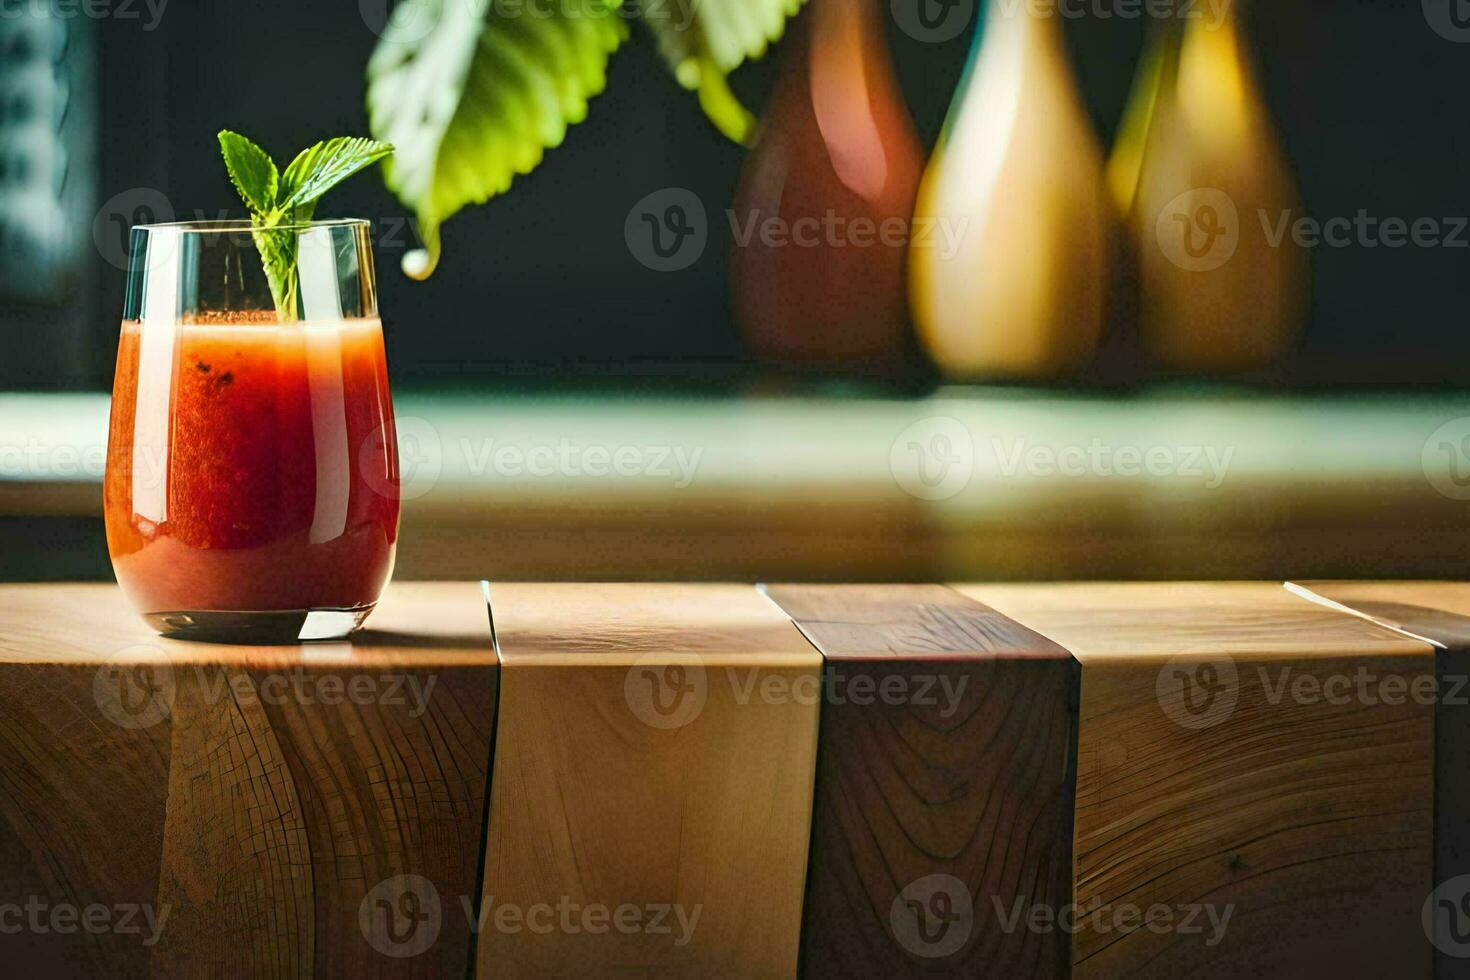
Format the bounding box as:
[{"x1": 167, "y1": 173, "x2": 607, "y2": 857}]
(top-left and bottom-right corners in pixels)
[{"x1": 729, "y1": 0, "x2": 924, "y2": 378}]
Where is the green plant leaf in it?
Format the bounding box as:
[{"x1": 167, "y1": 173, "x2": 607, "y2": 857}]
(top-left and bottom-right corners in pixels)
[
  {"x1": 280, "y1": 136, "x2": 395, "y2": 213},
  {"x1": 219, "y1": 130, "x2": 393, "y2": 321},
  {"x1": 637, "y1": 0, "x2": 806, "y2": 145},
  {"x1": 250, "y1": 214, "x2": 301, "y2": 322},
  {"x1": 218, "y1": 130, "x2": 279, "y2": 214},
  {"x1": 366, "y1": 0, "x2": 628, "y2": 279}
]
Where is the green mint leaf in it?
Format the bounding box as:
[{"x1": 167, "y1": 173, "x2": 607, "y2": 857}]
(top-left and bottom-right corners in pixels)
[
  {"x1": 218, "y1": 130, "x2": 279, "y2": 214},
  {"x1": 366, "y1": 0, "x2": 627, "y2": 279},
  {"x1": 251, "y1": 214, "x2": 301, "y2": 323},
  {"x1": 218, "y1": 130, "x2": 393, "y2": 322},
  {"x1": 279, "y1": 137, "x2": 395, "y2": 213}
]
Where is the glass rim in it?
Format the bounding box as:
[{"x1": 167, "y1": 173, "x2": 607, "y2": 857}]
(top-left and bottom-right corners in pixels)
[{"x1": 132, "y1": 217, "x2": 372, "y2": 234}]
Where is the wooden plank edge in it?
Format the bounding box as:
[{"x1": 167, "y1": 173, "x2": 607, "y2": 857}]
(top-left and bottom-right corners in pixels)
[{"x1": 1286, "y1": 581, "x2": 1469, "y2": 978}]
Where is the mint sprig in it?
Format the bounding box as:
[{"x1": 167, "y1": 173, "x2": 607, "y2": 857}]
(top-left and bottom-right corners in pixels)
[{"x1": 218, "y1": 131, "x2": 393, "y2": 321}]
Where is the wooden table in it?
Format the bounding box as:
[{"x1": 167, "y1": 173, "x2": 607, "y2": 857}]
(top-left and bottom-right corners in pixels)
[
  {"x1": 0, "y1": 582, "x2": 498, "y2": 976},
  {"x1": 0, "y1": 581, "x2": 1459, "y2": 977}
]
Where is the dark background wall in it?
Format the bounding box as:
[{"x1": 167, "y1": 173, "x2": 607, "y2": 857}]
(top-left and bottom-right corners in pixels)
[{"x1": 3, "y1": 0, "x2": 1468, "y2": 388}]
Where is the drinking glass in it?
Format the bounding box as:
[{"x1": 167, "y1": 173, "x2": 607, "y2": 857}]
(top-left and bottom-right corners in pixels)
[{"x1": 104, "y1": 219, "x2": 400, "y2": 641}]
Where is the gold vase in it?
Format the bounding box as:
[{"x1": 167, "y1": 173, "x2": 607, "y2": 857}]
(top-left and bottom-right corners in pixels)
[{"x1": 1109, "y1": 1, "x2": 1308, "y2": 375}]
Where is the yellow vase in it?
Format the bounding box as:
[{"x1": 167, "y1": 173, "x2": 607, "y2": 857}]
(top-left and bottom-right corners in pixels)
[
  {"x1": 909, "y1": 1, "x2": 1115, "y2": 380},
  {"x1": 1110, "y1": 3, "x2": 1307, "y2": 374}
]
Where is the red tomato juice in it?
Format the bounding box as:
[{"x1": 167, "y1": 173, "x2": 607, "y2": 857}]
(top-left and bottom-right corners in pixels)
[{"x1": 104, "y1": 312, "x2": 399, "y2": 614}]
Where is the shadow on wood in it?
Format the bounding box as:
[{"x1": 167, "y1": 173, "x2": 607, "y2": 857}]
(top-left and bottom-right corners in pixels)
[{"x1": 763, "y1": 584, "x2": 1078, "y2": 978}]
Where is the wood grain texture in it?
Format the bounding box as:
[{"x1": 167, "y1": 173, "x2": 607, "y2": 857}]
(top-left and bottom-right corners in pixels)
[
  {"x1": 0, "y1": 582, "x2": 498, "y2": 976},
  {"x1": 0, "y1": 658, "x2": 170, "y2": 975},
  {"x1": 957, "y1": 582, "x2": 1436, "y2": 979},
  {"x1": 763, "y1": 585, "x2": 1078, "y2": 978},
  {"x1": 1288, "y1": 581, "x2": 1470, "y2": 977},
  {"x1": 478, "y1": 583, "x2": 822, "y2": 977}
]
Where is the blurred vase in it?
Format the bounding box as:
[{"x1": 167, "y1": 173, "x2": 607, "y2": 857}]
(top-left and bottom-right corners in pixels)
[
  {"x1": 1108, "y1": 1, "x2": 1307, "y2": 375},
  {"x1": 909, "y1": 0, "x2": 1114, "y2": 380},
  {"x1": 729, "y1": 0, "x2": 923, "y2": 378}
]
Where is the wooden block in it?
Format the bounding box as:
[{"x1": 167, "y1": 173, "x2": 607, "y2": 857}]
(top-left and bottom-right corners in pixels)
[
  {"x1": 0, "y1": 582, "x2": 498, "y2": 976},
  {"x1": 762, "y1": 585, "x2": 1078, "y2": 978},
  {"x1": 0, "y1": 588, "x2": 172, "y2": 977},
  {"x1": 478, "y1": 583, "x2": 822, "y2": 977},
  {"x1": 956, "y1": 583, "x2": 1435, "y2": 979},
  {"x1": 1288, "y1": 581, "x2": 1470, "y2": 976}
]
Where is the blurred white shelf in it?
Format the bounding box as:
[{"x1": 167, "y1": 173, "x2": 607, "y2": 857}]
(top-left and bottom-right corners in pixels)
[{"x1": 4, "y1": 387, "x2": 1469, "y2": 580}]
